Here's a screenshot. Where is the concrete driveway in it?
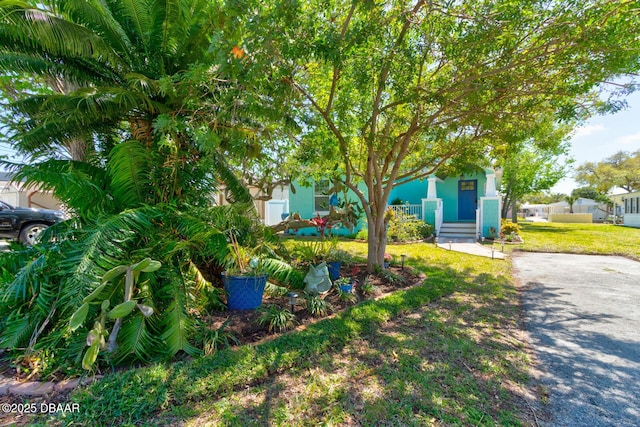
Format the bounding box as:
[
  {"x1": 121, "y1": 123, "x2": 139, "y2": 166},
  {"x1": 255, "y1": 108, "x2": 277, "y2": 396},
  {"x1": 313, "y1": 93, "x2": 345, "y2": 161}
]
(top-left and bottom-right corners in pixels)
[{"x1": 512, "y1": 253, "x2": 640, "y2": 426}]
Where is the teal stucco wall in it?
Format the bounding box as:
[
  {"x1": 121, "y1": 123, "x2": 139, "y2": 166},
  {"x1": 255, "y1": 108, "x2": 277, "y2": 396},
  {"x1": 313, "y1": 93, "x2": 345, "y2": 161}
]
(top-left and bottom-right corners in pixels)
[
  {"x1": 481, "y1": 198, "x2": 501, "y2": 237},
  {"x1": 389, "y1": 173, "x2": 488, "y2": 223},
  {"x1": 388, "y1": 179, "x2": 427, "y2": 205},
  {"x1": 438, "y1": 173, "x2": 487, "y2": 222},
  {"x1": 288, "y1": 180, "x2": 366, "y2": 236},
  {"x1": 422, "y1": 199, "x2": 439, "y2": 228}
]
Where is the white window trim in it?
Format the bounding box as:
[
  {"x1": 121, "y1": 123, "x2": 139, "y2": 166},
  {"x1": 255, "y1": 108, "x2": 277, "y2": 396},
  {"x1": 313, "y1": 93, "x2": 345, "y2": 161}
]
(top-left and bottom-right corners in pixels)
[{"x1": 313, "y1": 180, "x2": 331, "y2": 214}]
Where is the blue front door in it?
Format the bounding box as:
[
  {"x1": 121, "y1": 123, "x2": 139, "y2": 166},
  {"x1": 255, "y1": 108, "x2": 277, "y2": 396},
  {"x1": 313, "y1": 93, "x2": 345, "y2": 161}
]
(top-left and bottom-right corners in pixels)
[{"x1": 458, "y1": 180, "x2": 477, "y2": 221}]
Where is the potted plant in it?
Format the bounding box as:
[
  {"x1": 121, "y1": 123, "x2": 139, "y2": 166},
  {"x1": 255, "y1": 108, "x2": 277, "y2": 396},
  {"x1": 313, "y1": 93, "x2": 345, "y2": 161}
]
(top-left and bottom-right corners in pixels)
[
  {"x1": 384, "y1": 253, "x2": 393, "y2": 268},
  {"x1": 222, "y1": 235, "x2": 269, "y2": 310},
  {"x1": 334, "y1": 277, "x2": 353, "y2": 293},
  {"x1": 325, "y1": 248, "x2": 353, "y2": 280}
]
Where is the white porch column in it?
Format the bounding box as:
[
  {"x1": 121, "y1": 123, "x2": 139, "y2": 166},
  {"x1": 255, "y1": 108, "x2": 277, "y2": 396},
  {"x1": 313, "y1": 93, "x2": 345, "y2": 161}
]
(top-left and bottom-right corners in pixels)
[
  {"x1": 427, "y1": 176, "x2": 439, "y2": 199},
  {"x1": 485, "y1": 173, "x2": 497, "y2": 197}
]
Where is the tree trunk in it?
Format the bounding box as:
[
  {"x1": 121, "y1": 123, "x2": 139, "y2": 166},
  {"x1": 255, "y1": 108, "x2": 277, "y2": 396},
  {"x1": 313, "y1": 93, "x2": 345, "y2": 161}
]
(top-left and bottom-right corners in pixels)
[
  {"x1": 367, "y1": 210, "x2": 388, "y2": 272},
  {"x1": 364, "y1": 181, "x2": 393, "y2": 272},
  {"x1": 511, "y1": 199, "x2": 518, "y2": 223}
]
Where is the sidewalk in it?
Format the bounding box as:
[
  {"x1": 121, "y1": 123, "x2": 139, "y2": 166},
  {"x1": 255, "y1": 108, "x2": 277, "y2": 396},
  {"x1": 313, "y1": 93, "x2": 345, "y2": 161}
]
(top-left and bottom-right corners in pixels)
[{"x1": 436, "y1": 239, "x2": 506, "y2": 259}]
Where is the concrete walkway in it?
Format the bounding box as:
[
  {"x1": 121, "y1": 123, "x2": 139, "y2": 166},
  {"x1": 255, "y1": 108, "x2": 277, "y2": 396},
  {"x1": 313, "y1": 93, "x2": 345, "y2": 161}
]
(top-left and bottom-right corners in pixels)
[{"x1": 437, "y1": 239, "x2": 506, "y2": 259}]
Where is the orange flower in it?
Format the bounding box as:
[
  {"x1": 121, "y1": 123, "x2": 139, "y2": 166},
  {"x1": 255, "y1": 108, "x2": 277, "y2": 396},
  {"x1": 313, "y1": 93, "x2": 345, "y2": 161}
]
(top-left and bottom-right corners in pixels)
[{"x1": 231, "y1": 46, "x2": 245, "y2": 59}]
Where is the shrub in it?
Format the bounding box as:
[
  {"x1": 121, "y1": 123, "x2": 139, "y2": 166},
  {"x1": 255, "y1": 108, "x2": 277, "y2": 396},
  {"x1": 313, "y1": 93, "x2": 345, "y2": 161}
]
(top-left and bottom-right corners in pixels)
[
  {"x1": 195, "y1": 319, "x2": 239, "y2": 356},
  {"x1": 304, "y1": 294, "x2": 331, "y2": 317},
  {"x1": 355, "y1": 228, "x2": 368, "y2": 240},
  {"x1": 387, "y1": 211, "x2": 433, "y2": 242},
  {"x1": 359, "y1": 277, "x2": 377, "y2": 296},
  {"x1": 501, "y1": 220, "x2": 521, "y2": 236},
  {"x1": 257, "y1": 305, "x2": 297, "y2": 333}
]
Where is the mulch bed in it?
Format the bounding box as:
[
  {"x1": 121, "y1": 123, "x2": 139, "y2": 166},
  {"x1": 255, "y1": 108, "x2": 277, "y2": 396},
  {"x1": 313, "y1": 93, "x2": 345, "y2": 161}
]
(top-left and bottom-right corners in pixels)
[{"x1": 206, "y1": 263, "x2": 423, "y2": 346}]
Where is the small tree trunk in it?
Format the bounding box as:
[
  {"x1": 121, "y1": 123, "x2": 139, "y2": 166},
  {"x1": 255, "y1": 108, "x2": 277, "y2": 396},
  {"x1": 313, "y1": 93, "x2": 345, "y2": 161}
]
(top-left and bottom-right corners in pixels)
[
  {"x1": 367, "y1": 214, "x2": 387, "y2": 271},
  {"x1": 366, "y1": 190, "x2": 391, "y2": 272}
]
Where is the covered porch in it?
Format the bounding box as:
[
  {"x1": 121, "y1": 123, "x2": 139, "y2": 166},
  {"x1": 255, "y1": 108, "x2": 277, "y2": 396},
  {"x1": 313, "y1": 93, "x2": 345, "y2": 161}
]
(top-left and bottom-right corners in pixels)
[{"x1": 422, "y1": 169, "x2": 501, "y2": 240}]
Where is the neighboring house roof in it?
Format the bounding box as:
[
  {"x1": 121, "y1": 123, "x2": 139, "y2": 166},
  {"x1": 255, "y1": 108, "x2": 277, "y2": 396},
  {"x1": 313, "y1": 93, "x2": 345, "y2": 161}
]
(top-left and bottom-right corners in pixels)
[
  {"x1": 548, "y1": 198, "x2": 604, "y2": 207},
  {"x1": 610, "y1": 190, "x2": 640, "y2": 203},
  {"x1": 0, "y1": 171, "x2": 15, "y2": 182}
]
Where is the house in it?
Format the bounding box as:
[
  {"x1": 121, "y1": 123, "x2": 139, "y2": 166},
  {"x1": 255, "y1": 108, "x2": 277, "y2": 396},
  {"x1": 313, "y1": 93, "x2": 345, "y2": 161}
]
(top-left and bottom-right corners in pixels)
[
  {"x1": 546, "y1": 198, "x2": 608, "y2": 222},
  {"x1": 213, "y1": 184, "x2": 289, "y2": 226},
  {"x1": 0, "y1": 171, "x2": 62, "y2": 210},
  {"x1": 286, "y1": 180, "x2": 366, "y2": 236},
  {"x1": 610, "y1": 191, "x2": 640, "y2": 228},
  {"x1": 288, "y1": 168, "x2": 502, "y2": 240},
  {"x1": 519, "y1": 203, "x2": 550, "y2": 219}
]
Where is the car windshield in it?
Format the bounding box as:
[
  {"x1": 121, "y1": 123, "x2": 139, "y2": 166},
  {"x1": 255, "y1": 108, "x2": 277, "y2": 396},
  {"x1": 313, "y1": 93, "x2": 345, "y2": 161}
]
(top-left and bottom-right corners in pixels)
[{"x1": 0, "y1": 201, "x2": 13, "y2": 209}]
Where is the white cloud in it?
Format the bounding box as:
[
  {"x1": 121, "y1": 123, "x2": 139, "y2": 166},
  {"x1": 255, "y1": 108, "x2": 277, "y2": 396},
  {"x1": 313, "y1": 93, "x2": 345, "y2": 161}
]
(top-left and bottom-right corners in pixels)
[
  {"x1": 572, "y1": 124, "x2": 605, "y2": 139},
  {"x1": 616, "y1": 131, "x2": 640, "y2": 145}
]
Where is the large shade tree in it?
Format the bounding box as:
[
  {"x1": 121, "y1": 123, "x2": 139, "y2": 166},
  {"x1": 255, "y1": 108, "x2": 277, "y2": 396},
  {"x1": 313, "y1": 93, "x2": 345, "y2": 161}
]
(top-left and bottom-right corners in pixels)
[
  {"x1": 575, "y1": 150, "x2": 640, "y2": 194},
  {"x1": 227, "y1": 0, "x2": 640, "y2": 270}
]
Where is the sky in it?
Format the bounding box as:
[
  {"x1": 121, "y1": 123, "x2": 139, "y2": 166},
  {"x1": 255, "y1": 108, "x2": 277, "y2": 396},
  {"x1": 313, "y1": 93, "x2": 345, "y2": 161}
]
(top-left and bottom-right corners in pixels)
[{"x1": 551, "y1": 90, "x2": 640, "y2": 195}]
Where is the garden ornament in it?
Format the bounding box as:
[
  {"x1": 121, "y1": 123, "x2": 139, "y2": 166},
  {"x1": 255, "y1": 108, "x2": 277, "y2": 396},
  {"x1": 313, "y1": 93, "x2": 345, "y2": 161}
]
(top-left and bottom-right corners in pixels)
[{"x1": 303, "y1": 262, "x2": 332, "y2": 295}]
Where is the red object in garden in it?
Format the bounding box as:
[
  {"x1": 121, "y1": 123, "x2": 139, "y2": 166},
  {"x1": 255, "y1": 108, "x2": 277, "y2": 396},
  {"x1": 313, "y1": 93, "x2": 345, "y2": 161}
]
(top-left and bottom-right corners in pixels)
[{"x1": 310, "y1": 214, "x2": 328, "y2": 237}]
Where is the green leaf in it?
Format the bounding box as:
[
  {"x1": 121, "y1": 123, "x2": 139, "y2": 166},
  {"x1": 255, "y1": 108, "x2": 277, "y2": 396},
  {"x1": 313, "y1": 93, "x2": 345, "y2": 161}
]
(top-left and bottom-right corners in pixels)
[
  {"x1": 132, "y1": 258, "x2": 161, "y2": 273},
  {"x1": 82, "y1": 342, "x2": 100, "y2": 370},
  {"x1": 69, "y1": 303, "x2": 89, "y2": 331},
  {"x1": 82, "y1": 282, "x2": 108, "y2": 303},
  {"x1": 102, "y1": 265, "x2": 128, "y2": 283},
  {"x1": 141, "y1": 260, "x2": 161, "y2": 273},
  {"x1": 131, "y1": 257, "x2": 152, "y2": 272},
  {"x1": 107, "y1": 300, "x2": 136, "y2": 319}
]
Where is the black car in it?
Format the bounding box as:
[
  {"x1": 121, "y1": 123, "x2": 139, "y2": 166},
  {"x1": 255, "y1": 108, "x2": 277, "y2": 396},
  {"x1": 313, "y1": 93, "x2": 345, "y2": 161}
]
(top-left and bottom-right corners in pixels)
[{"x1": 0, "y1": 201, "x2": 65, "y2": 245}]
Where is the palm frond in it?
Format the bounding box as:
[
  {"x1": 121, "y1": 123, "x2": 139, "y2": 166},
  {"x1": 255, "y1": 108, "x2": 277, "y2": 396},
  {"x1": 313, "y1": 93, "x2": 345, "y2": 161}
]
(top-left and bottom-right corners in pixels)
[
  {"x1": 159, "y1": 301, "x2": 200, "y2": 357},
  {"x1": 2, "y1": 249, "x2": 47, "y2": 305},
  {"x1": 107, "y1": 140, "x2": 153, "y2": 208},
  {"x1": 58, "y1": 0, "x2": 134, "y2": 61},
  {"x1": 260, "y1": 258, "x2": 304, "y2": 289},
  {"x1": 112, "y1": 313, "x2": 163, "y2": 363},
  {"x1": 0, "y1": 311, "x2": 42, "y2": 349},
  {"x1": 10, "y1": 159, "x2": 113, "y2": 216},
  {"x1": 0, "y1": 3, "x2": 127, "y2": 72},
  {"x1": 157, "y1": 268, "x2": 200, "y2": 357},
  {"x1": 111, "y1": 0, "x2": 152, "y2": 55},
  {"x1": 55, "y1": 207, "x2": 160, "y2": 309},
  {"x1": 210, "y1": 153, "x2": 253, "y2": 205}
]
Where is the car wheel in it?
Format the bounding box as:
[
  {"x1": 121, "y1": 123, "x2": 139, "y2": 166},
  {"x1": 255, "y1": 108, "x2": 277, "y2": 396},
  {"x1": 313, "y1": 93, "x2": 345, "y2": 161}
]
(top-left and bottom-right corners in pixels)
[{"x1": 19, "y1": 223, "x2": 49, "y2": 245}]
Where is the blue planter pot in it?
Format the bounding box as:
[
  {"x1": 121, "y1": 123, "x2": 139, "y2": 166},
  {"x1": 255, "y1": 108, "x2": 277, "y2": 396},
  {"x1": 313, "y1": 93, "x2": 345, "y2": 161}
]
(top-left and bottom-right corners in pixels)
[
  {"x1": 222, "y1": 273, "x2": 268, "y2": 310},
  {"x1": 327, "y1": 261, "x2": 342, "y2": 280},
  {"x1": 384, "y1": 261, "x2": 390, "y2": 269},
  {"x1": 339, "y1": 283, "x2": 353, "y2": 293}
]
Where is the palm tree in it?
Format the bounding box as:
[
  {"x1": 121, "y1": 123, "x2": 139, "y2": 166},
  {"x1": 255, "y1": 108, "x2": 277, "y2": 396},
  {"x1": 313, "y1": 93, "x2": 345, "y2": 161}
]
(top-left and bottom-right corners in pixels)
[
  {"x1": 0, "y1": 0, "x2": 294, "y2": 370},
  {"x1": 565, "y1": 194, "x2": 578, "y2": 214}
]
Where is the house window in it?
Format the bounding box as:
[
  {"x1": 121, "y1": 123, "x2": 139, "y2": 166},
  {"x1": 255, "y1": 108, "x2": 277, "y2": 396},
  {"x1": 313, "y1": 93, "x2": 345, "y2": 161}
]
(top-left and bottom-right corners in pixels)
[
  {"x1": 314, "y1": 180, "x2": 331, "y2": 213},
  {"x1": 460, "y1": 181, "x2": 476, "y2": 191}
]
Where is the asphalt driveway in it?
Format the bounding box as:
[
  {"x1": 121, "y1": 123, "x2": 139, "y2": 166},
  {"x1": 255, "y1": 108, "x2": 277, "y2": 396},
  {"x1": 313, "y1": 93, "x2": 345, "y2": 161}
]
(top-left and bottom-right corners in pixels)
[{"x1": 512, "y1": 253, "x2": 640, "y2": 426}]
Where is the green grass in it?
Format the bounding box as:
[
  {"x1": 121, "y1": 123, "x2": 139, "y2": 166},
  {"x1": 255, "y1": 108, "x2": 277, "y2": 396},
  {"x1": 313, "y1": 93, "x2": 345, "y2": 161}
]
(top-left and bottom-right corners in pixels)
[
  {"x1": 516, "y1": 222, "x2": 640, "y2": 260},
  {"x1": 36, "y1": 242, "x2": 534, "y2": 426}
]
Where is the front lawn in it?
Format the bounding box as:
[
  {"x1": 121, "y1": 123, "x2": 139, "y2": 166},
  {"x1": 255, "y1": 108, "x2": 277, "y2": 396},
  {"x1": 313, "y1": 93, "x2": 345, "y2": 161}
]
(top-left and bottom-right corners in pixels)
[
  {"x1": 37, "y1": 242, "x2": 535, "y2": 426},
  {"x1": 517, "y1": 222, "x2": 640, "y2": 260}
]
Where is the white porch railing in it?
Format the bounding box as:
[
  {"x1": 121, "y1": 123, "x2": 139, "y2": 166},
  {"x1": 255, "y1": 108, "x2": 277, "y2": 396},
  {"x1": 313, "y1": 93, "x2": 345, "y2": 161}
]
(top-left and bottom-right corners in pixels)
[
  {"x1": 388, "y1": 204, "x2": 422, "y2": 219},
  {"x1": 435, "y1": 200, "x2": 443, "y2": 235},
  {"x1": 476, "y1": 208, "x2": 481, "y2": 240}
]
